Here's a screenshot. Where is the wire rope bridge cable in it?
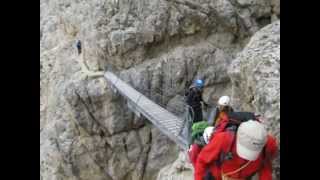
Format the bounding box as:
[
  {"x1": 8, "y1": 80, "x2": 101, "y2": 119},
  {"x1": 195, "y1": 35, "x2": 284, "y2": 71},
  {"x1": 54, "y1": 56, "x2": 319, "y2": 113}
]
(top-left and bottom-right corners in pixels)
[
  {"x1": 77, "y1": 55, "x2": 194, "y2": 150},
  {"x1": 104, "y1": 71, "x2": 194, "y2": 150}
]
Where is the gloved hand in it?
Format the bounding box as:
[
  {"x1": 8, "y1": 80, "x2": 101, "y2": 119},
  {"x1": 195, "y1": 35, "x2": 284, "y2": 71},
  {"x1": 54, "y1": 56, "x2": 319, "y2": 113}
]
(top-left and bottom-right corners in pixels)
[{"x1": 188, "y1": 145, "x2": 193, "y2": 153}]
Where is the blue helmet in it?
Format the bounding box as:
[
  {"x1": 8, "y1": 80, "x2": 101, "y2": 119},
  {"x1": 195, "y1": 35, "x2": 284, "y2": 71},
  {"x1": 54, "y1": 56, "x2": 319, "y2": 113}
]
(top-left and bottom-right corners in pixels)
[{"x1": 195, "y1": 79, "x2": 204, "y2": 88}]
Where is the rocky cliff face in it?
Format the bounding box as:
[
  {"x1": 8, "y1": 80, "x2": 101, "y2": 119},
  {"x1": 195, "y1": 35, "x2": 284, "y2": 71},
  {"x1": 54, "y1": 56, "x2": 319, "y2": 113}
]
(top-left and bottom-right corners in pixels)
[
  {"x1": 40, "y1": 0, "x2": 280, "y2": 179},
  {"x1": 159, "y1": 20, "x2": 280, "y2": 180},
  {"x1": 228, "y1": 20, "x2": 280, "y2": 179}
]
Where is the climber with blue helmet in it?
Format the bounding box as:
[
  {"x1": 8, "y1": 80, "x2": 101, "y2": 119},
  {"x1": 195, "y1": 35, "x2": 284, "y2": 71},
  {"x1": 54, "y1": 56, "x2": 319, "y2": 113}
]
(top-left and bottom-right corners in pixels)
[
  {"x1": 185, "y1": 79, "x2": 208, "y2": 123},
  {"x1": 76, "y1": 40, "x2": 82, "y2": 55},
  {"x1": 195, "y1": 79, "x2": 204, "y2": 89}
]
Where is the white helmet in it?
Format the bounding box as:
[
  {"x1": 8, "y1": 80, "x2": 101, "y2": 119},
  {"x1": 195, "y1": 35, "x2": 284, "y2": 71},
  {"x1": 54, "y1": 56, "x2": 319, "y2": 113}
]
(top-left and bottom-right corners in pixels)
[
  {"x1": 203, "y1": 126, "x2": 215, "y2": 144},
  {"x1": 218, "y1": 96, "x2": 230, "y2": 106}
]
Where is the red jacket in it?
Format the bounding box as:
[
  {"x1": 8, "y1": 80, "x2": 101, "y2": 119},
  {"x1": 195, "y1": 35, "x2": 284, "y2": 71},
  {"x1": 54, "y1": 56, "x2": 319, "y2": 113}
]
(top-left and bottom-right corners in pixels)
[
  {"x1": 189, "y1": 112, "x2": 229, "y2": 167},
  {"x1": 188, "y1": 143, "x2": 202, "y2": 167},
  {"x1": 195, "y1": 131, "x2": 278, "y2": 180}
]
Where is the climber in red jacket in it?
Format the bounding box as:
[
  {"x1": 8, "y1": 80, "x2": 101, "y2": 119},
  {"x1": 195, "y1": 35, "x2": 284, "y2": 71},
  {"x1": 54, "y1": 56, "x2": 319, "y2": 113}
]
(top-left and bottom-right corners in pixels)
[
  {"x1": 188, "y1": 126, "x2": 215, "y2": 167},
  {"x1": 195, "y1": 120, "x2": 278, "y2": 180},
  {"x1": 207, "y1": 96, "x2": 233, "y2": 134}
]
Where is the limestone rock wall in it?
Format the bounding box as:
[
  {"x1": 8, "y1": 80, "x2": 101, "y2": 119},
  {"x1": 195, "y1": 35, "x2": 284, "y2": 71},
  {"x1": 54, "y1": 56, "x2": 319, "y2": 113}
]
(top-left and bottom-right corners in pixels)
[{"x1": 40, "y1": 0, "x2": 280, "y2": 179}]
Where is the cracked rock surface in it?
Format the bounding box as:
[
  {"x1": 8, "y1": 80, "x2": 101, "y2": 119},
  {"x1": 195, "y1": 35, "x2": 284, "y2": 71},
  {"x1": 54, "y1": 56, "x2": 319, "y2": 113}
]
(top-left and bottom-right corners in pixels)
[{"x1": 41, "y1": 0, "x2": 279, "y2": 179}]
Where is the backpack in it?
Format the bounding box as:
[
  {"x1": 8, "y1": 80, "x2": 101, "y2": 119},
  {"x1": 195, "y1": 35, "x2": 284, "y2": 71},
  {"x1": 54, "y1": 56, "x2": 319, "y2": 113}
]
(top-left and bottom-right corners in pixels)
[
  {"x1": 226, "y1": 111, "x2": 257, "y2": 127},
  {"x1": 191, "y1": 121, "x2": 209, "y2": 143}
]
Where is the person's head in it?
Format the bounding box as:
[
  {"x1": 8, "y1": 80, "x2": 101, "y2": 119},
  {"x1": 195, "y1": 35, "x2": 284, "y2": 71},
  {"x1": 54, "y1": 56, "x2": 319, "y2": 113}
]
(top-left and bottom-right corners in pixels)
[
  {"x1": 217, "y1": 95, "x2": 230, "y2": 110},
  {"x1": 203, "y1": 126, "x2": 215, "y2": 144},
  {"x1": 194, "y1": 79, "x2": 204, "y2": 89},
  {"x1": 236, "y1": 120, "x2": 268, "y2": 161}
]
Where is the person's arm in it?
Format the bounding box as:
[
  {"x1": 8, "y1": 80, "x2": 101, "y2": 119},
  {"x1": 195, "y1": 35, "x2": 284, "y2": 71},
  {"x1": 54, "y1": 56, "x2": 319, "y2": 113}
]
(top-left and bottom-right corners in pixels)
[
  {"x1": 202, "y1": 101, "x2": 209, "y2": 107},
  {"x1": 258, "y1": 160, "x2": 273, "y2": 180},
  {"x1": 185, "y1": 89, "x2": 189, "y2": 97},
  {"x1": 259, "y1": 136, "x2": 278, "y2": 180},
  {"x1": 265, "y1": 135, "x2": 278, "y2": 158},
  {"x1": 195, "y1": 133, "x2": 225, "y2": 180},
  {"x1": 200, "y1": 92, "x2": 208, "y2": 106},
  {"x1": 188, "y1": 144, "x2": 202, "y2": 168}
]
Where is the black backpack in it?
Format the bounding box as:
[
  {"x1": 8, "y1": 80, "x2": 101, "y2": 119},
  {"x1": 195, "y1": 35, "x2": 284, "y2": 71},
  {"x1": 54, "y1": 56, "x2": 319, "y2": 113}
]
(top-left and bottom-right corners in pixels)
[
  {"x1": 222, "y1": 111, "x2": 259, "y2": 132},
  {"x1": 227, "y1": 112, "x2": 257, "y2": 124}
]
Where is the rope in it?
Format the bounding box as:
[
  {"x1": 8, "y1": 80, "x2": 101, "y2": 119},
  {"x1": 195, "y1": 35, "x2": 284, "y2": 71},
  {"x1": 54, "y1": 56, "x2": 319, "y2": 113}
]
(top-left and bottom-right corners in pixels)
[
  {"x1": 221, "y1": 161, "x2": 251, "y2": 180},
  {"x1": 106, "y1": 70, "x2": 212, "y2": 150}
]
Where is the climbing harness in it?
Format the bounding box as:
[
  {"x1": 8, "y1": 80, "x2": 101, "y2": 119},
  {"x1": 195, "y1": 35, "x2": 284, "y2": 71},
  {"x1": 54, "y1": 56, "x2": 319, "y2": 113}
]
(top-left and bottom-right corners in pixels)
[{"x1": 221, "y1": 161, "x2": 251, "y2": 180}]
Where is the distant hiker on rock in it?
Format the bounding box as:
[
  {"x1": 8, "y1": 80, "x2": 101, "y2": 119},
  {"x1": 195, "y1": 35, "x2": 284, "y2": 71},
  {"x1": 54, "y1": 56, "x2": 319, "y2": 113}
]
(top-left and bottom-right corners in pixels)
[
  {"x1": 195, "y1": 120, "x2": 278, "y2": 180},
  {"x1": 185, "y1": 79, "x2": 208, "y2": 123},
  {"x1": 76, "y1": 40, "x2": 82, "y2": 55}
]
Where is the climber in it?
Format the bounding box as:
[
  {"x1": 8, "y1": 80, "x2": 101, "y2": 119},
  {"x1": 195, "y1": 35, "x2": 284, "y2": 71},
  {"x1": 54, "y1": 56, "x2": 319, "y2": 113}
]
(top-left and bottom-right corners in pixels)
[
  {"x1": 185, "y1": 79, "x2": 209, "y2": 123},
  {"x1": 188, "y1": 125, "x2": 215, "y2": 180},
  {"x1": 188, "y1": 126, "x2": 215, "y2": 167},
  {"x1": 195, "y1": 120, "x2": 278, "y2": 180},
  {"x1": 205, "y1": 95, "x2": 236, "y2": 136},
  {"x1": 208, "y1": 95, "x2": 234, "y2": 126},
  {"x1": 76, "y1": 40, "x2": 82, "y2": 55},
  {"x1": 188, "y1": 123, "x2": 208, "y2": 166}
]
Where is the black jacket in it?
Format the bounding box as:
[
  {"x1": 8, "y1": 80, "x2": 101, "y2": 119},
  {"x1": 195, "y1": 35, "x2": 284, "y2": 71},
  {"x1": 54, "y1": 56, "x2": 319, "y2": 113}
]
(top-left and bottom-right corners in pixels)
[
  {"x1": 185, "y1": 86, "x2": 204, "y2": 108},
  {"x1": 76, "y1": 41, "x2": 81, "y2": 49}
]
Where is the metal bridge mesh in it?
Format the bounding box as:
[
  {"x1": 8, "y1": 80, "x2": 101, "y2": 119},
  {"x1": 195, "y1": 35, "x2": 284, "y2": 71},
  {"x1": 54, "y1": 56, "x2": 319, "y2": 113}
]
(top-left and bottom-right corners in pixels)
[{"x1": 104, "y1": 71, "x2": 195, "y2": 150}]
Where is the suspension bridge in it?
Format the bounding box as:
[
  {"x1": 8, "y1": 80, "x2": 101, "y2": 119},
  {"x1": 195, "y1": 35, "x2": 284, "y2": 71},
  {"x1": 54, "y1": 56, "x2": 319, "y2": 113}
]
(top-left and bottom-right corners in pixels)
[
  {"x1": 76, "y1": 51, "x2": 200, "y2": 150},
  {"x1": 104, "y1": 71, "x2": 193, "y2": 150}
]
